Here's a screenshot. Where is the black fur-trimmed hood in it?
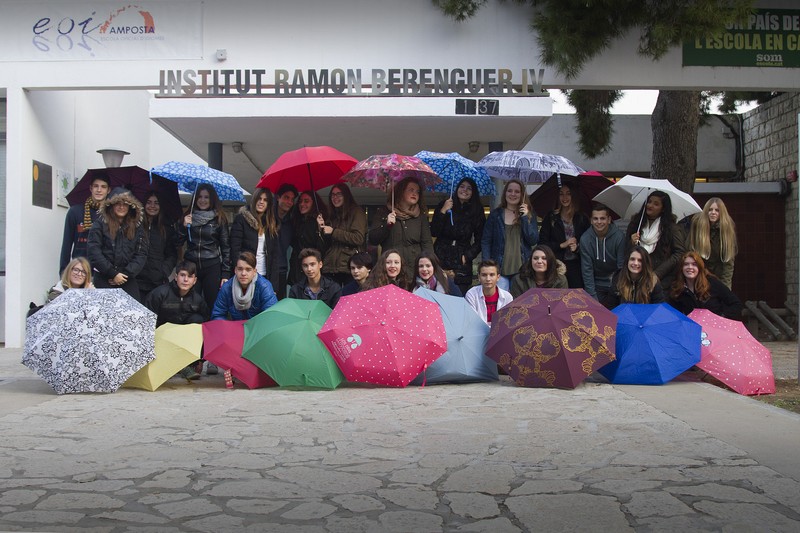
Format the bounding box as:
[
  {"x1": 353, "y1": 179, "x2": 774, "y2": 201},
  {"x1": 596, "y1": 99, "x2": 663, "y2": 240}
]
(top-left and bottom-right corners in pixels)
[{"x1": 99, "y1": 187, "x2": 144, "y2": 226}]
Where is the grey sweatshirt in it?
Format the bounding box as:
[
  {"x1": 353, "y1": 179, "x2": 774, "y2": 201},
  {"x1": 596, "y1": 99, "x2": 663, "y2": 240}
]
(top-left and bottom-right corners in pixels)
[{"x1": 579, "y1": 223, "x2": 625, "y2": 299}]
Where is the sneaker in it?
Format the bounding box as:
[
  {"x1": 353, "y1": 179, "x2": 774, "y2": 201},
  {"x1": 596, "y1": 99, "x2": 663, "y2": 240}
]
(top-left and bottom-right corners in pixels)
[
  {"x1": 179, "y1": 366, "x2": 200, "y2": 381},
  {"x1": 206, "y1": 363, "x2": 219, "y2": 375}
]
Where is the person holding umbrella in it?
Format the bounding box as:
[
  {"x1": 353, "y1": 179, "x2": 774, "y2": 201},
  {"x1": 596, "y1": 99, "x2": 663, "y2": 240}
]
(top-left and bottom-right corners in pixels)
[
  {"x1": 430, "y1": 177, "x2": 486, "y2": 295},
  {"x1": 538, "y1": 182, "x2": 590, "y2": 288},
  {"x1": 178, "y1": 184, "x2": 231, "y2": 312},
  {"x1": 511, "y1": 245, "x2": 568, "y2": 297},
  {"x1": 368, "y1": 177, "x2": 433, "y2": 278},
  {"x1": 87, "y1": 187, "x2": 149, "y2": 301},
  {"x1": 288, "y1": 191, "x2": 328, "y2": 287},
  {"x1": 481, "y1": 179, "x2": 538, "y2": 292},
  {"x1": 60, "y1": 174, "x2": 110, "y2": 274},
  {"x1": 669, "y1": 252, "x2": 742, "y2": 319},
  {"x1": 319, "y1": 183, "x2": 367, "y2": 287},
  {"x1": 412, "y1": 251, "x2": 462, "y2": 296},
  {"x1": 625, "y1": 191, "x2": 686, "y2": 291},
  {"x1": 687, "y1": 198, "x2": 738, "y2": 289},
  {"x1": 47, "y1": 257, "x2": 94, "y2": 302},
  {"x1": 603, "y1": 246, "x2": 665, "y2": 308},
  {"x1": 211, "y1": 252, "x2": 278, "y2": 320},
  {"x1": 230, "y1": 187, "x2": 281, "y2": 295},
  {"x1": 136, "y1": 191, "x2": 179, "y2": 302}
]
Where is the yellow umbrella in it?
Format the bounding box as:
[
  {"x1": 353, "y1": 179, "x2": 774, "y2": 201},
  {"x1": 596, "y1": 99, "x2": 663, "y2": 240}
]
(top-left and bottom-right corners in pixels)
[{"x1": 123, "y1": 323, "x2": 203, "y2": 391}]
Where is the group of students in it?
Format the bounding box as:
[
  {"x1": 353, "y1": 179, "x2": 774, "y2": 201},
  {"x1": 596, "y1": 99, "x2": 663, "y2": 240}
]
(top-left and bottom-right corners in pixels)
[{"x1": 55, "y1": 172, "x2": 741, "y2": 375}]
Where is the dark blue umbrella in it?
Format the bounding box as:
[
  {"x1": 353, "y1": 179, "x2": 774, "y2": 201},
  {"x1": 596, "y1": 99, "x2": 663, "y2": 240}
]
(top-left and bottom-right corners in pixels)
[
  {"x1": 410, "y1": 288, "x2": 498, "y2": 385},
  {"x1": 599, "y1": 303, "x2": 701, "y2": 385}
]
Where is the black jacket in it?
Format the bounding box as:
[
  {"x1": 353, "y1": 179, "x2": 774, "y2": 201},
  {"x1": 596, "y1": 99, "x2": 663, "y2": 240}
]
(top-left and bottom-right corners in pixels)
[
  {"x1": 539, "y1": 210, "x2": 590, "y2": 262},
  {"x1": 603, "y1": 270, "x2": 665, "y2": 309},
  {"x1": 87, "y1": 189, "x2": 149, "y2": 280},
  {"x1": 137, "y1": 221, "x2": 178, "y2": 292},
  {"x1": 288, "y1": 215, "x2": 327, "y2": 285},
  {"x1": 229, "y1": 207, "x2": 281, "y2": 288},
  {"x1": 669, "y1": 276, "x2": 742, "y2": 320},
  {"x1": 288, "y1": 276, "x2": 341, "y2": 309},
  {"x1": 145, "y1": 280, "x2": 210, "y2": 327},
  {"x1": 176, "y1": 210, "x2": 231, "y2": 274},
  {"x1": 430, "y1": 200, "x2": 485, "y2": 285}
]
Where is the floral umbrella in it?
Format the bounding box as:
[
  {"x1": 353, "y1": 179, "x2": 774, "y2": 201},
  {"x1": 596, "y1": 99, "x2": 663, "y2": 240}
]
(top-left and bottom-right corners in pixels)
[
  {"x1": 150, "y1": 161, "x2": 248, "y2": 202},
  {"x1": 414, "y1": 150, "x2": 496, "y2": 196},
  {"x1": 341, "y1": 154, "x2": 441, "y2": 205}
]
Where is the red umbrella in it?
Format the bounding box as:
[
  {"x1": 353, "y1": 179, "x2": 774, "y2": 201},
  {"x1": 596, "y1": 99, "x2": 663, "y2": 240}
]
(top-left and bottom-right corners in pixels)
[
  {"x1": 202, "y1": 320, "x2": 277, "y2": 389},
  {"x1": 316, "y1": 284, "x2": 447, "y2": 387},
  {"x1": 485, "y1": 288, "x2": 617, "y2": 389},
  {"x1": 256, "y1": 146, "x2": 357, "y2": 193},
  {"x1": 529, "y1": 171, "x2": 614, "y2": 217},
  {"x1": 689, "y1": 309, "x2": 775, "y2": 396},
  {"x1": 67, "y1": 165, "x2": 183, "y2": 223}
]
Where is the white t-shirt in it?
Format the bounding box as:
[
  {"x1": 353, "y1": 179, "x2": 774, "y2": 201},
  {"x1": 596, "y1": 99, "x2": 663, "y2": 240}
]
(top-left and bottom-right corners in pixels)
[{"x1": 256, "y1": 233, "x2": 267, "y2": 276}]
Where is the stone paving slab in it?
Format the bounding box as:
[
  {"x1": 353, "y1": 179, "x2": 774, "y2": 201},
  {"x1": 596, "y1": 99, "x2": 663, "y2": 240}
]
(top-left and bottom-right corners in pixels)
[{"x1": 1, "y1": 347, "x2": 799, "y2": 531}]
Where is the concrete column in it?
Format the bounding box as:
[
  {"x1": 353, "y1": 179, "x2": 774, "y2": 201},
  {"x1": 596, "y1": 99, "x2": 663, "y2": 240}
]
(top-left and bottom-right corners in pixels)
[{"x1": 208, "y1": 142, "x2": 223, "y2": 170}]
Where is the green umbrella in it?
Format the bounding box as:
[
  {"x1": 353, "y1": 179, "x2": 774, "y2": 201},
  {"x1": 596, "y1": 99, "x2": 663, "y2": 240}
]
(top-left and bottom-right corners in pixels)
[{"x1": 242, "y1": 299, "x2": 343, "y2": 389}]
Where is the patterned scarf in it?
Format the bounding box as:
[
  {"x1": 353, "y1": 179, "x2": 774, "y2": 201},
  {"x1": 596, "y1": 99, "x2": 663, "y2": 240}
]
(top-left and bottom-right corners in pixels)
[
  {"x1": 392, "y1": 203, "x2": 421, "y2": 221},
  {"x1": 83, "y1": 197, "x2": 101, "y2": 229}
]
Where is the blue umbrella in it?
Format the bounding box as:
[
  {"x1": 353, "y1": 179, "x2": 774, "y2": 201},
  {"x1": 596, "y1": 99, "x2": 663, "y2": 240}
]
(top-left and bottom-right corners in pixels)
[
  {"x1": 150, "y1": 161, "x2": 248, "y2": 202},
  {"x1": 410, "y1": 288, "x2": 498, "y2": 385},
  {"x1": 414, "y1": 150, "x2": 496, "y2": 197},
  {"x1": 599, "y1": 303, "x2": 701, "y2": 385},
  {"x1": 477, "y1": 150, "x2": 584, "y2": 184}
]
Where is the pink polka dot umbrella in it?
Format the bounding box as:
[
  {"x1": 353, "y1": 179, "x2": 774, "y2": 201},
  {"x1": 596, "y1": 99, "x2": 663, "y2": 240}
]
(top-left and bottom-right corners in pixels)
[
  {"x1": 316, "y1": 284, "x2": 447, "y2": 387},
  {"x1": 689, "y1": 309, "x2": 775, "y2": 396}
]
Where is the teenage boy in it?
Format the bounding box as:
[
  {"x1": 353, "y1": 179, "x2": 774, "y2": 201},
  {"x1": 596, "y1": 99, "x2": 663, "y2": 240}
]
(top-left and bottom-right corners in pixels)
[
  {"x1": 288, "y1": 248, "x2": 341, "y2": 309},
  {"x1": 60, "y1": 175, "x2": 110, "y2": 273},
  {"x1": 580, "y1": 203, "x2": 625, "y2": 304},
  {"x1": 275, "y1": 183, "x2": 298, "y2": 300},
  {"x1": 465, "y1": 260, "x2": 513, "y2": 325},
  {"x1": 145, "y1": 260, "x2": 209, "y2": 379}
]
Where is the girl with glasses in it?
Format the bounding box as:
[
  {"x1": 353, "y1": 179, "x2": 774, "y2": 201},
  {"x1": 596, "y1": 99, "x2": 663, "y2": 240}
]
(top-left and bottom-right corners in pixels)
[{"x1": 47, "y1": 258, "x2": 94, "y2": 302}]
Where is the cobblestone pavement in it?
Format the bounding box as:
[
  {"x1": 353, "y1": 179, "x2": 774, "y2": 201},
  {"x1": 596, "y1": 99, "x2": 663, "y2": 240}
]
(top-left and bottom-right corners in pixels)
[{"x1": 0, "y1": 345, "x2": 798, "y2": 532}]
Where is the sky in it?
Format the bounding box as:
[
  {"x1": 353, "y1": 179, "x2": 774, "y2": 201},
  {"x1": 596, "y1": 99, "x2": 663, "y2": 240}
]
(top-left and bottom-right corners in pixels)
[{"x1": 550, "y1": 89, "x2": 760, "y2": 115}]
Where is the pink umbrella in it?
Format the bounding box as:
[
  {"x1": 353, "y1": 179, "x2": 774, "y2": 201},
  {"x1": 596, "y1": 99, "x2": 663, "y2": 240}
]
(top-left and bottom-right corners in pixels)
[
  {"x1": 202, "y1": 320, "x2": 277, "y2": 390},
  {"x1": 689, "y1": 309, "x2": 775, "y2": 396},
  {"x1": 317, "y1": 284, "x2": 447, "y2": 387}
]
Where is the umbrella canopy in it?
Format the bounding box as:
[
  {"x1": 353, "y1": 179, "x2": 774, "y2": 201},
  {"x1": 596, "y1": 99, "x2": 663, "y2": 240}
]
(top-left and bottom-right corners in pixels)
[
  {"x1": 529, "y1": 171, "x2": 613, "y2": 217},
  {"x1": 23, "y1": 289, "x2": 156, "y2": 394},
  {"x1": 689, "y1": 309, "x2": 775, "y2": 395},
  {"x1": 414, "y1": 150, "x2": 496, "y2": 196},
  {"x1": 243, "y1": 299, "x2": 342, "y2": 389},
  {"x1": 67, "y1": 165, "x2": 182, "y2": 222},
  {"x1": 203, "y1": 320, "x2": 277, "y2": 389},
  {"x1": 257, "y1": 145, "x2": 358, "y2": 193},
  {"x1": 591, "y1": 174, "x2": 702, "y2": 222},
  {"x1": 124, "y1": 323, "x2": 203, "y2": 391},
  {"x1": 599, "y1": 303, "x2": 701, "y2": 385},
  {"x1": 317, "y1": 284, "x2": 447, "y2": 387},
  {"x1": 477, "y1": 150, "x2": 584, "y2": 184},
  {"x1": 409, "y1": 288, "x2": 497, "y2": 385},
  {"x1": 150, "y1": 161, "x2": 248, "y2": 201},
  {"x1": 341, "y1": 154, "x2": 441, "y2": 192},
  {"x1": 485, "y1": 288, "x2": 616, "y2": 389}
]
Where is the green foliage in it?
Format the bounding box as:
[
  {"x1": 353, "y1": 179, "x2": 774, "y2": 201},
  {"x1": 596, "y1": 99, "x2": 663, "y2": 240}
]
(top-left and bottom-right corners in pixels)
[
  {"x1": 566, "y1": 90, "x2": 622, "y2": 158},
  {"x1": 431, "y1": 0, "x2": 489, "y2": 21}
]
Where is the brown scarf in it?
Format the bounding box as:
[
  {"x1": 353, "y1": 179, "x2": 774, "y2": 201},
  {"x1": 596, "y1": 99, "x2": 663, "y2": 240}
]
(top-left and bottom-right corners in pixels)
[
  {"x1": 83, "y1": 197, "x2": 101, "y2": 229},
  {"x1": 391, "y1": 203, "x2": 421, "y2": 221}
]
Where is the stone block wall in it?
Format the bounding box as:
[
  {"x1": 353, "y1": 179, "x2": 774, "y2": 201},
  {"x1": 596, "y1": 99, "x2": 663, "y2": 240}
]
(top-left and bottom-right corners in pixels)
[{"x1": 742, "y1": 92, "x2": 799, "y2": 311}]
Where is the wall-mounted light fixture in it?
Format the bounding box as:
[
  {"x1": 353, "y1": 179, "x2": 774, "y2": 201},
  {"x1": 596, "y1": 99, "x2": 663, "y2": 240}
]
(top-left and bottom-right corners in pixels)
[
  {"x1": 216, "y1": 49, "x2": 227, "y2": 61},
  {"x1": 468, "y1": 141, "x2": 480, "y2": 153},
  {"x1": 232, "y1": 141, "x2": 243, "y2": 153},
  {"x1": 97, "y1": 148, "x2": 129, "y2": 168}
]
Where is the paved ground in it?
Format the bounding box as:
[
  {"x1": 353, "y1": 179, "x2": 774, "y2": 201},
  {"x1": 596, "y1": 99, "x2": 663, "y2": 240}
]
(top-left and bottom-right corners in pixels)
[{"x1": 0, "y1": 343, "x2": 798, "y2": 532}]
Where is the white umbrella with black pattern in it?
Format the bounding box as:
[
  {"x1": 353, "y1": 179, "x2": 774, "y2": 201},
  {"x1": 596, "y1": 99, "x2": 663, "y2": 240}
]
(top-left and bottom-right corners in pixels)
[{"x1": 23, "y1": 289, "x2": 156, "y2": 394}]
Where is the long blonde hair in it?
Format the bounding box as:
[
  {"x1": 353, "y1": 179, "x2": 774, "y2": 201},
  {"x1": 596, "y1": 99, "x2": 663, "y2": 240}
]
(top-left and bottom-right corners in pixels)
[
  {"x1": 500, "y1": 179, "x2": 534, "y2": 223},
  {"x1": 61, "y1": 257, "x2": 93, "y2": 289},
  {"x1": 689, "y1": 197, "x2": 737, "y2": 263}
]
